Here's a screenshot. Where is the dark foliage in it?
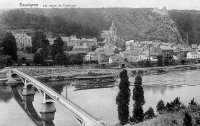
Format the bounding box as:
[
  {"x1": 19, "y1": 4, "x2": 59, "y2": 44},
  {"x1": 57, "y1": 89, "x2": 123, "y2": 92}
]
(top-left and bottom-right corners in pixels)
[
  {"x1": 156, "y1": 100, "x2": 166, "y2": 113},
  {"x1": 183, "y1": 112, "x2": 193, "y2": 126},
  {"x1": 165, "y1": 97, "x2": 183, "y2": 112},
  {"x1": 33, "y1": 49, "x2": 44, "y2": 65},
  {"x1": 189, "y1": 98, "x2": 197, "y2": 106},
  {"x1": 0, "y1": 55, "x2": 12, "y2": 68},
  {"x1": 132, "y1": 103, "x2": 144, "y2": 123},
  {"x1": 157, "y1": 55, "x2": 163, "y2": 66},
  {"x1": 0, "y1": 32, "x2": 17, "y2": 61},
  {"x1": 144, "y1": 107, "x2": 155, "y2": 120},
  {"x1": 31, "y1": 31, "x2": 47, "y2": 53},
  {"x1": 1, "y1": 9, "x2": 101, "y2": 39},
  {"x1": 132, "y1": 75, "x2": 145, "y2": 123},
  {"x1": 68, "y1": 53, "x2": 85, "y2": 65},
  {"x1": 132, "y1": 75, "x2": 145, "y2": 106},
  {"x1": 169, "y1": 10, "x2": 200, "y2": 44},
  {"x1": 52, "y1": 37, "x2": 64, "y2": 53},
  {"x1": 116, "y1": 69, "x2": 130, "y2": 125}
]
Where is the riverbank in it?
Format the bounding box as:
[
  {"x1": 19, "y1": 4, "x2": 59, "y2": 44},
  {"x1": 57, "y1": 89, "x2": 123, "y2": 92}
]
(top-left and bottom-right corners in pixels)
[
  {"x1": 128, "y1": 64, "x2": 200, "y2": 76},
  {"x1": 1, "y1": 64, "x2": 200, "y2": 83}
]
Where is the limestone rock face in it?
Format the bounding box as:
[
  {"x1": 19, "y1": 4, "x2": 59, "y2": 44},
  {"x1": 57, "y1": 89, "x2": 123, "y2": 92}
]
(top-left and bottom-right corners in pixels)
[{"x1": 104, "y1": 8, "x2": 182, "y2": 43}]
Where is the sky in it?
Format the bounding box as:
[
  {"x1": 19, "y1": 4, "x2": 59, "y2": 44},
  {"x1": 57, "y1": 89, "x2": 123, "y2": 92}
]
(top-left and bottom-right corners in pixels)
[{"x1": 0, "y1": 0, "x2": 200, "y2": 10}]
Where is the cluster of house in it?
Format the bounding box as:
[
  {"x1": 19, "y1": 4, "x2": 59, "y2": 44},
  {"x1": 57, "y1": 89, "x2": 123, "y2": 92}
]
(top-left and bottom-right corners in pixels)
[
  {"x1": 83, "y1": 40, "x2": 200, "y2": 64},
  {"x1": 11, "y1": 29, "x2": 98, "y2": 52},
  {"x1": 10, "y1": 28, "x2": 200, "y2": 65}
]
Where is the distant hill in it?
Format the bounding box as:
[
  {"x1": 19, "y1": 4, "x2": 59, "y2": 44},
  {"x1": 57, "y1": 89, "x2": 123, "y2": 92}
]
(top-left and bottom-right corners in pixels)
[{"x1": 1, "y1": 8, "x2": 200, "y2": 45}]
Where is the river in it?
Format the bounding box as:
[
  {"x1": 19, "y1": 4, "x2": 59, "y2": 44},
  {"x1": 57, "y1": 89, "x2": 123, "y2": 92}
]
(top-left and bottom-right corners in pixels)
[{"x1": 1, "y1": 70, "x2": 200, "y2": 126}]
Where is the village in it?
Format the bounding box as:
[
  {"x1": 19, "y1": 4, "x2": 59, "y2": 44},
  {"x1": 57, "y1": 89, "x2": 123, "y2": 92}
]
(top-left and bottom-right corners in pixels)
[{"x1": 11, "y1": 20, "x2": 200, "y2": 68}]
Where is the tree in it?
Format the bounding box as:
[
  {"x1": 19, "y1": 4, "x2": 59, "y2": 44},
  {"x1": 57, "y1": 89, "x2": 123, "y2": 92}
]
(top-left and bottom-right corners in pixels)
[
  {"x1": 132, "y1": 104, "x2": 144, "y2": 122},
  {"x1": 33, "y1": 48, "x2": 45, "y2": 65},
  {"x1": 144, "y1": 107, "x2": 155, "y2": 120},
  {"x1": 31, "y1": 31, "x2": 47, "y2": 53},
  {"x1": 132, "y1": 75, "x2": 145, "y2": 123},
  {"x1": 51, "y1": 36, "x2": 65, "y2": 65},
  {"x1": 157, "y1": 55, "x2": 163, "y2": 66},
  {"x1": 156, "y1": 100, "x2": 166, "y2": 113},
  {"x1": 0, "y1": 32, "x2": 17, "y2": 61},
  {"x1": 132, "y1": 75, "x2": 145, "y2": 105},
  {"x1": 183, "y1": 112, "x2": 193, "y2": 126},
  {"x1": 54, "y1": 53, "x2": 65, "y2": 65},
  {"x1": 0, "y1": 55, "x2": 12, "y2": 68},
  {"x1": 116, "y1": 69, "x2": 130, "y2": 125},
  {"x1": 189, "y1": 98, "x2": 197, "y2": 106}
]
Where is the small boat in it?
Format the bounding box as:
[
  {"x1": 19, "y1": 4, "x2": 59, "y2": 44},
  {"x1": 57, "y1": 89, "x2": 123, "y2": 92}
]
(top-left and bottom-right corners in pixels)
[{"x1": 73, "y1": 74, "x2": 117, "y2": 90}]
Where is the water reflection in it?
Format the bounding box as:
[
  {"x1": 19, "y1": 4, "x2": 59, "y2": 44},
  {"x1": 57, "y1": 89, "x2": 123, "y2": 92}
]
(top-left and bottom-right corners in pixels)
[
  {"x1": 50, "y1": 84, "x2": 65, "y2": 94},
  {"x1": 11, "y1": 85, "x2": 55, "y2": 126},
  {"x1": 0, "y1": 86, "x2": 12, "y2": 102}
]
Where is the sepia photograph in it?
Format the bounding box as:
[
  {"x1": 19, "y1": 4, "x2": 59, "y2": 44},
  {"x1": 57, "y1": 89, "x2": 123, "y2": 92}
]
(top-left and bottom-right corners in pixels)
[{"x1": 0, "y1": 0, "x2": 200, "y2": 126}]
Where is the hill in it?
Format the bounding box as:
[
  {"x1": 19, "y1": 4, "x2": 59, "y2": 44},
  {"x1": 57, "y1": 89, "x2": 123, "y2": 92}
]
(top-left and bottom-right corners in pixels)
[{"x1": 1, "y1": 8, "x2": 200, "y2": 45}]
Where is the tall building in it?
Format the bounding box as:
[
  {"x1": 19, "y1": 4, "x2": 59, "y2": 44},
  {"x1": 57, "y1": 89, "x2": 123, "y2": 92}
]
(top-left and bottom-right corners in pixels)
[{"x1": 14, "y1": 33, "x2": 32, "y2": 50}]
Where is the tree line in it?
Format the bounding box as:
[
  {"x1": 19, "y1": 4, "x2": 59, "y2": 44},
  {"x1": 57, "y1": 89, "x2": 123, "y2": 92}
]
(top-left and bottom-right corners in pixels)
[{"x1": 1, "y1": 9, "x2": 101, "y2": 38}]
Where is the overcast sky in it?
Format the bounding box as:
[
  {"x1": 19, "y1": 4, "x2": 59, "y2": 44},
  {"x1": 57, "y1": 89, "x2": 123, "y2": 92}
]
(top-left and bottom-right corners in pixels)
[{"x1": 0, "y1": 0, "x2": 200, "y2": 10}]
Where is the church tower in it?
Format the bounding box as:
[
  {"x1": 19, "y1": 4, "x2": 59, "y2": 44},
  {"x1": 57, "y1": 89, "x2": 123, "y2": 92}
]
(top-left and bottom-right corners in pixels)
[
  {"x1": 109, "y1": 21, "x2": 118, "y2": 42},
  {"x1": 110, "y1": 21, "x2": 117, "y2": 37}
]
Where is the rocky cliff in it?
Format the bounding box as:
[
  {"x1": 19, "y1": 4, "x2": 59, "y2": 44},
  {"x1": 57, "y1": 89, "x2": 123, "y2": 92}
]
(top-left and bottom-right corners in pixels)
[{"x1": 103, "y1": 8, "x2": 182, "y2": 43}]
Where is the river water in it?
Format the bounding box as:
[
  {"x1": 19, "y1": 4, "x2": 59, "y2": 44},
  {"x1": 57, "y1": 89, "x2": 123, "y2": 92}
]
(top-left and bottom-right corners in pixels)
[{"x1": 1, "y1": 70, "x2": 200, "y2": 126}]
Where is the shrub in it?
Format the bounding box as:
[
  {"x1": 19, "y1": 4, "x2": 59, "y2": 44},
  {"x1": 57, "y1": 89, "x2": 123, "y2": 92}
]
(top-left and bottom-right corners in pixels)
[
  {"x1": 144, "y1": 107, "x2": 155, "y2": 120},
  {"x1": 165, "y1": 97, "x2": 183, "y2": 112},
  {"x1": 189, "y1": 98, "x2": 197, "y2": 106},
  {"x1": 156, "y1": 100, "x2": 166, "y2": 113}
]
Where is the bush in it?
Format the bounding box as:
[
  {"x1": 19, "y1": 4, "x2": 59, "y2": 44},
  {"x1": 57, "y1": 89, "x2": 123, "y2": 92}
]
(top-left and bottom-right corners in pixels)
[
  {"x1": 156, "y1": 100, "x2": 166, "y2": 113},
  {"x1": 165, "y1": 97, "x2": 183, "y2": 112},
  {"x1": 189, "y1": 98, "x2": 197, "y2": 106},
  {"x1": 144, "y1": 107, "x2": 155, "y2": 120},
  {"x1": 172, "y1": 97, "x2": 182, "y2": 111},
  {"x1": 166, "y1": 102, "x2": 173, "y2": 112}
]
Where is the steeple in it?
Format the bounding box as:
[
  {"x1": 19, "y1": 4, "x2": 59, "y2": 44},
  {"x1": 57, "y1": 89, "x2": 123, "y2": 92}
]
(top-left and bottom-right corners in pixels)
[{"x1": 109, "y1": 20, "x2": 117, "y2": 38}]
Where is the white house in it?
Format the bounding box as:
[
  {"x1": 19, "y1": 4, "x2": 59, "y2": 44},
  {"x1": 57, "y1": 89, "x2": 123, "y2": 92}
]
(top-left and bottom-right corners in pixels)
[
  {"x1": 84, "y1": 52, "x2": 98, "y2": 61},
  {"x1": 187, "y1": 52, "x2": 199, "y2": 59},
  {"x1": 109, "y1": 54, "x2": 123, "y2": 64}
]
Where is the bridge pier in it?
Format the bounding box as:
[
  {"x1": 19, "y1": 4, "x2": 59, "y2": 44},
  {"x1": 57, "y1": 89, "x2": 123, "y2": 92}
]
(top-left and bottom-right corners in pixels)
[
  {"x1": 22, "y1": 85, "x2": 35, "y2": 103},
  {"x1": 40, "y1": 100, "x2": 56, "y2": 121},
  {"x1": 6, "y1": 78, "x2": 18, "y2": 86},
  {"x1": 6, "y1": 70, "x2": 21, "y2": 86}
]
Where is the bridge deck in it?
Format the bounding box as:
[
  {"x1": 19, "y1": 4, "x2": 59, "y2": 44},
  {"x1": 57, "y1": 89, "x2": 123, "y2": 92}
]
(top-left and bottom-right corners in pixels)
[{"x1": 12, "y1": 69, "x2": 103, "y2": 126}]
